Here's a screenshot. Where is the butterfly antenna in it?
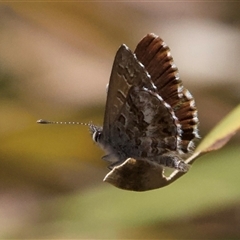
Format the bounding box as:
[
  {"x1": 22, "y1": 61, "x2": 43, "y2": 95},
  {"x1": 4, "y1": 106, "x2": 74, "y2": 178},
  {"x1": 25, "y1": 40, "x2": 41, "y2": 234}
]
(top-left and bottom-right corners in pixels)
[{"x1": 36, "y1": 119, "x2": 91, "y2": 127}]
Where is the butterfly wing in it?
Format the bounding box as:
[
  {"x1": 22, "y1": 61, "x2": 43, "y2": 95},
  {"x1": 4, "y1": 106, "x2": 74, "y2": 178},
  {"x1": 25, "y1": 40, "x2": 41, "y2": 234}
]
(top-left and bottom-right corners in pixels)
[
  {"x1": 134, "y1": 33, "x2": 199, "y2": 153},
  {"x1": 102, "y1": 44, "x2": 155, "y2": 146},
  {"x1": 102, "y1": 40, "x2": 185, "y2": 165}
]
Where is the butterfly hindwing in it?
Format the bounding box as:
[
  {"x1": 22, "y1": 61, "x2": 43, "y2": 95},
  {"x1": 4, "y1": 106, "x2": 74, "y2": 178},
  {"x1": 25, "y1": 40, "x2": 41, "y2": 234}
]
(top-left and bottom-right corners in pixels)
[{"x1": 134, "y1": 33, "x2": 199, "y2": 153}]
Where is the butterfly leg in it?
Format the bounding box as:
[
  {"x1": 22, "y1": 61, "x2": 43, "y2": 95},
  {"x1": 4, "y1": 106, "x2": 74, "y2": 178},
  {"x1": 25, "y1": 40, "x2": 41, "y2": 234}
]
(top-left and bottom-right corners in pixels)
[
  {"x1": 156, "y1": 153, "x2": 190, "y2": 172},
  {"x1": 102, "y1": 154, "x2": 124, "y2": 169}
]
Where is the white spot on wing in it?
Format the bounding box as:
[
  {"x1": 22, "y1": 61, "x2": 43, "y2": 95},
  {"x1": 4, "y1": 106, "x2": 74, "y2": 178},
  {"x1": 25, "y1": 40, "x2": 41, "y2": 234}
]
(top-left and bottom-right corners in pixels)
[{"x1": 184, "y1": 89, "x2": 193, "y2": 100}]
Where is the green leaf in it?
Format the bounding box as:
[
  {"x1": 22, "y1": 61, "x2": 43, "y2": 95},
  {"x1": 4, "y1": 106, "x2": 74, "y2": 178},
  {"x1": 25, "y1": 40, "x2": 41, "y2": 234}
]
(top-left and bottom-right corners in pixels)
[{"x1": 196, "y1": 104, "x2": 240, "y2": 154}]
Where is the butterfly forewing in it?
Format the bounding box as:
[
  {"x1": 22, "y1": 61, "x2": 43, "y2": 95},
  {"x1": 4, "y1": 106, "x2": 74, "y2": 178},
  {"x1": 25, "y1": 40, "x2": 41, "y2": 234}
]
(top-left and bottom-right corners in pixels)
[{"x1": 103, "y1": 44, "x2": 156, "y2": 143}]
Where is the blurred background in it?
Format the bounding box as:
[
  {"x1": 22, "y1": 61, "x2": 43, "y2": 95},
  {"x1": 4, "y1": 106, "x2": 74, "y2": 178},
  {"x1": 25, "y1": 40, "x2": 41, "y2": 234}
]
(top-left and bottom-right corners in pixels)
[{"x1": 0, "y1": 2, "x2": 240, "y2": 239}]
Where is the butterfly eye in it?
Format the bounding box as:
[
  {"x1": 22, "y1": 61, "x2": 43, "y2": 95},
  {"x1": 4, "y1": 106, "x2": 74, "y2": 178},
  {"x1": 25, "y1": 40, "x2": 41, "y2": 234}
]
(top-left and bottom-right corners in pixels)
[{"x1": 92, "y1": 130, "x2": 102, "y2": 143}]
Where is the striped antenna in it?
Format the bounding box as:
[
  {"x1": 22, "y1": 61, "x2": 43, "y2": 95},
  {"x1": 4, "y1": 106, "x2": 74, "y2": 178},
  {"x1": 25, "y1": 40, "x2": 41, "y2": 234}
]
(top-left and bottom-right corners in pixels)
[{"x1": 36, "y1": 119, "x2": 91, "y2": 127}]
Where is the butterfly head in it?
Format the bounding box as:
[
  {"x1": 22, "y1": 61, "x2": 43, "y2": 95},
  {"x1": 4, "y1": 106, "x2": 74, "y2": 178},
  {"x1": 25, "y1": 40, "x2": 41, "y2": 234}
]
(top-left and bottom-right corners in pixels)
[{"x1": 89, "y1": 124, "x2": 103, "y2": 144}]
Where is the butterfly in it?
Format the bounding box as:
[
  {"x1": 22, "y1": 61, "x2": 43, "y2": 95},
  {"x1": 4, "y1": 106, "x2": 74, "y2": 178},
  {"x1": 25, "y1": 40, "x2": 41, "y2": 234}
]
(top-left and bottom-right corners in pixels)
[{"x1": 38, "y1": 33, "x2": 199, "y2": 191}]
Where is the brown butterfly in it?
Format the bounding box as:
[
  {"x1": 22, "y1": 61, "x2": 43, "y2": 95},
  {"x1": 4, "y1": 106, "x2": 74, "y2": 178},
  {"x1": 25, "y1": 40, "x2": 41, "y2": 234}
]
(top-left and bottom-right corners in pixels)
[{"x1": 38, "y1": 33, "x2": 199, "y2": 191}]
